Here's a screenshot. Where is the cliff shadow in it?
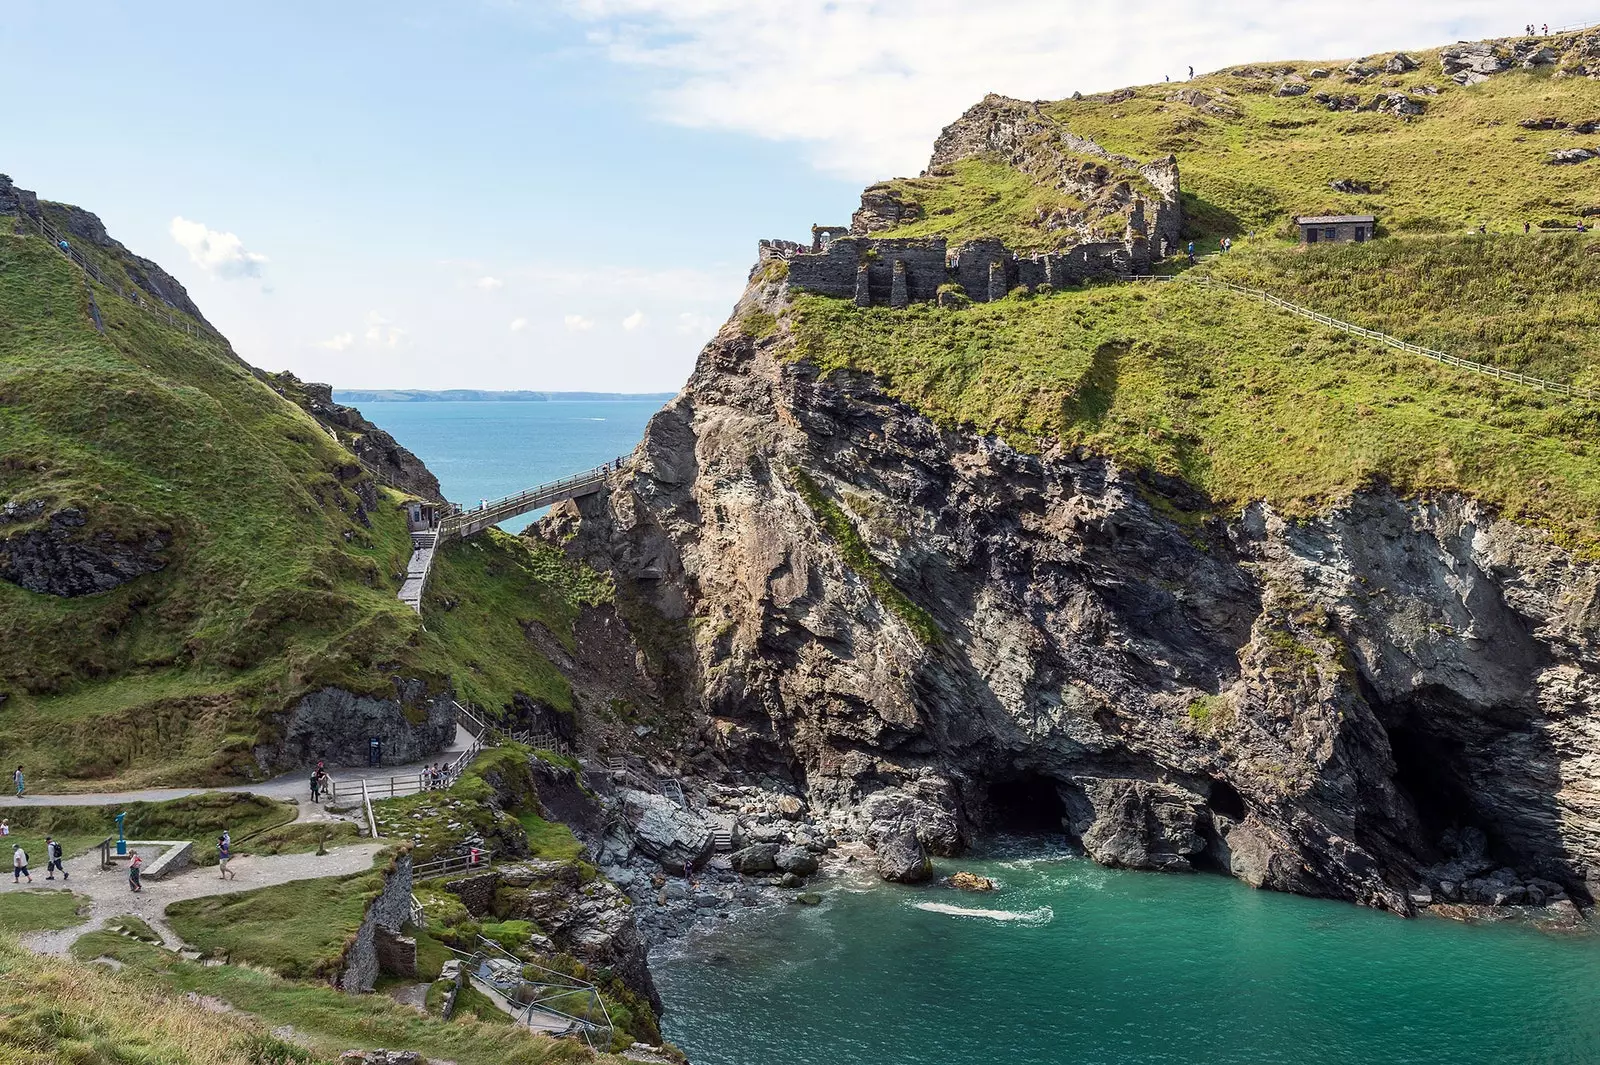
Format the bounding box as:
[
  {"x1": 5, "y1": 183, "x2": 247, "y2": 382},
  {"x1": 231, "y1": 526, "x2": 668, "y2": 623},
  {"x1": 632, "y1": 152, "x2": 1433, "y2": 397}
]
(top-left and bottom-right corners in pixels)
[{"x1": 1062, "y1": 341, "x2": 1123, "y2": 427}]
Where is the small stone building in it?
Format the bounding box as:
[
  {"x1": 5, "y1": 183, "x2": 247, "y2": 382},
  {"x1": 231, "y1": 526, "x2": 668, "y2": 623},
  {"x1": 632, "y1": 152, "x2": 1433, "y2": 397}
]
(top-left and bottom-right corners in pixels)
[{"x1": 1295, "y1": 214, "x2": 1376, "y2": 245}]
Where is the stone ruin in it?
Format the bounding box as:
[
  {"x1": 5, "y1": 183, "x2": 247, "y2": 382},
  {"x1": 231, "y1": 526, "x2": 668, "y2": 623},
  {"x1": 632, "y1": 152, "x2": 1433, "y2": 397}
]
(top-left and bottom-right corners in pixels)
[
  {"x1": 759, "y1": 94, "x2": 1182, "y2": 308},
  {"x1": 767, "y1": 233, "x2": 1136, "y2": 308}
]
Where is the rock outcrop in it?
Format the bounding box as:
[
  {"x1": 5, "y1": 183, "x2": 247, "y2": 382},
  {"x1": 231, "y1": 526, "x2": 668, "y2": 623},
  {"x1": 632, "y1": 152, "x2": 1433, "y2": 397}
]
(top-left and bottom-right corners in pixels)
[
  {"x1": 268, "y1": 373, "x2": 444, "y2": 502},
  {"x1": 547, "y1": 269, "x2": 1600, "y2": 917},
  {"x1": 261, "y1": 683, "x2": 457, "y2": 770},
  {"x1": 0, "y1": 505, "x2": 170, "y2": 597}
]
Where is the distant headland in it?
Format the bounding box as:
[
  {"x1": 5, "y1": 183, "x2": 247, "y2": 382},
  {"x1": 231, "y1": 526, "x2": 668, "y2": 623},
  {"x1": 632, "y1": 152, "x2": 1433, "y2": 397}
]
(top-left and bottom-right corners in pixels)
[{"x1": 332, "y1": 389, "x2": 677, "y2": 403}]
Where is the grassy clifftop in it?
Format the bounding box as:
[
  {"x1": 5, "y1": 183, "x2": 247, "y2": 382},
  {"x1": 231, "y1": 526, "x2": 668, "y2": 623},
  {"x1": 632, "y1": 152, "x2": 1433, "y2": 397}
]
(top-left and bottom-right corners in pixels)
[{"x1": 873, "y1": 35, "x2": 1600, "y2": 248}]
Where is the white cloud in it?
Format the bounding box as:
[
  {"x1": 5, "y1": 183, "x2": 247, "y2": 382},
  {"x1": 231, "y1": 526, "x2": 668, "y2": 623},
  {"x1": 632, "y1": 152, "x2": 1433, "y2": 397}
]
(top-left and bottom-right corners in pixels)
[
  {"x1": 475, "y1": 276, "x2": 505, "y2": 290},
  {"x1": 317, "y1": 331, "x2": 355, "y2": 351},
  {"x1": 169, "y1": 216, "x2": 268, "y2": 279},
  {"x1": 364, "y1": 311, "x2": 407, "y2": 349},
  {"x1": 564, "y1": 314, "x2": 596, "y2": 332},
  {"x1": 564, "y1": 0, "x2": 1593, "y2": 179},
  {"x1": 676, "y1": 311, "x2": 717, "y2": 335},
  {"x1": 510, "y1": 317, "x2": 529, "y2": 332},
  {"x1": 621, "y1": 310, "x2": 646, "y2": 331}
]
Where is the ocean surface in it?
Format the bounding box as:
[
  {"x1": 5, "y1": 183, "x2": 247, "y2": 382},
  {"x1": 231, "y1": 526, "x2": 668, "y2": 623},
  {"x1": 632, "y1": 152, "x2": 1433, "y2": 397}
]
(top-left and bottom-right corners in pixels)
[
  {"x1": 349, "y1": 399, "x2": 663, "y2": 531},
  {"x1": 653, "y1": 840, "x2": 1600, "y2": 1065}
]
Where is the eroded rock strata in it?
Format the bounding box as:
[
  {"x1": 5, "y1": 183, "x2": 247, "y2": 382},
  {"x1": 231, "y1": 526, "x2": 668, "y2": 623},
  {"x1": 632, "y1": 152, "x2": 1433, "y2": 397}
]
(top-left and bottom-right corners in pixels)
[{"x1": 548, "y1": 280, "x2": 1600, "y2": 920}]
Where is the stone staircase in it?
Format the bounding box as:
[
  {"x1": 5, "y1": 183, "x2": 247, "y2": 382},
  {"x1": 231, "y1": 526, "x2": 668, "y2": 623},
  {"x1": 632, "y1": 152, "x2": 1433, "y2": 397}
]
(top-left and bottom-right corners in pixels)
[{"x1": 397, "y1": 530, "x2": 438, "y2": 614}]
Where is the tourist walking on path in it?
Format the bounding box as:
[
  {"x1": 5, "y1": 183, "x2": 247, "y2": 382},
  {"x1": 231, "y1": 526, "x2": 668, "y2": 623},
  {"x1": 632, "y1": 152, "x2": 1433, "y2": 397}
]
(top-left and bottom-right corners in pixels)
[
  {"x1": 309, "y1": 770, "x2": 321, "y2": 804},
  {"x1": 1186, "y1": 241, "x2": 1196, "y2": 264},
  {"x1": 44, "y1": 837, "x2": 66, "y2": 881},
  {"x1": 127, "y1": 853, "x2": 142, "y2": 892},
  {"x1": 217, "y1": 834, "x2": 236, "y2": 880},
  {"x1": 12, "y1": 844, "x2": 30, "y2": 884},
  {"x1": 12, "y1": 767, "x2": 22, "y2": 798}
]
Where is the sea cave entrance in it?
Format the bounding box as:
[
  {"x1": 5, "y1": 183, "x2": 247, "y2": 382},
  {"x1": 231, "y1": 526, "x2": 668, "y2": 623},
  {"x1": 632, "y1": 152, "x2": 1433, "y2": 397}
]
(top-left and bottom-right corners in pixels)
[{"x1": 983, "y1": 774, "x2": 1069, "y2": 835}]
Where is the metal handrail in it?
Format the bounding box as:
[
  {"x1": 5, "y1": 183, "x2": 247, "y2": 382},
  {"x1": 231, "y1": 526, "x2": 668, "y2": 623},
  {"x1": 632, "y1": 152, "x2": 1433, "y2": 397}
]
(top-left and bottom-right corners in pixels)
[
  {"x1": 412, "y1": 849, "x2": 495, "y2": 880},
  {"x1": 361, "y1": 779, "x2": 379, "y2": 840},
  {"x1": 1189, "y1": 274, "x2": 1599, "y2": 400},
  {"x1": 437, "y1": 463, "x2": 620, "y2": 539},
  {"x1": 20, "y1": 213, "x2": 210, "y2": 339},
  {"x1": 470, "y1": 935, "x2": 614, "y2": 1049}
]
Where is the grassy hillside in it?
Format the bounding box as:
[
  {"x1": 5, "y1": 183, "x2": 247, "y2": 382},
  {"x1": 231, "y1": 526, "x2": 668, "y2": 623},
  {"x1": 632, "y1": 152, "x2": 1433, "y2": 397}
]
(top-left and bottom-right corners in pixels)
[
  {"x1": 784, "y1": 35, "x2": 1600, "y2": 552},
  {"x1": 0, "y1": 934, "x2": 327, "y2": 1064},
  {"x1": 1051, "y1": 46, "x2": 1600, "y2": 236},
  {"x1": 791, "y1": 280, "x2": 1600, "y2": 549},
  {"x1": 0, "y1": 220, "x2": 590, "y2": 786}
]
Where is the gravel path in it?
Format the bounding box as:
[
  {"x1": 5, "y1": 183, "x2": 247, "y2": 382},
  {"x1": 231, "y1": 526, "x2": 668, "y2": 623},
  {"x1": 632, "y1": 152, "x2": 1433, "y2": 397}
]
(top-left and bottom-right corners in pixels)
[
  {"x1": 0, "y1": 727, "x2": 474, "y2": 813},
  {"x1": 18, "y1": 840, "x2": 387, "y2": 956}
]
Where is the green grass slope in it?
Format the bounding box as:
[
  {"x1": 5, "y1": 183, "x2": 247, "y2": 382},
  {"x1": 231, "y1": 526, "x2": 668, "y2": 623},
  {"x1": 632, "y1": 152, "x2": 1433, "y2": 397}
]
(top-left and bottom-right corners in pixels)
[
  {"x1": 791, "y1": 280, "x2": 1600, "y2": 549},
  {"x1": 0, "y1": 218, "x2": 598, "y2": 787}
]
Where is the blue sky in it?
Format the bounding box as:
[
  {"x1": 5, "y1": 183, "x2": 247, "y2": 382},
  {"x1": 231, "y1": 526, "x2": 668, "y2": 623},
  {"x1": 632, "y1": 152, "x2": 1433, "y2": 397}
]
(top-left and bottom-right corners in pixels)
[{"x1": 3, "y1": 0, "x2": 1585, "y2": 391}]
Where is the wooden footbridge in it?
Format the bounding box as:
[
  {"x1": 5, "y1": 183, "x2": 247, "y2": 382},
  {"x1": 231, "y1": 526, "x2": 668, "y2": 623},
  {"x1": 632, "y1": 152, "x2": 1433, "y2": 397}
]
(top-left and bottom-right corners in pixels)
[{"x1": 398, "y1": 463, "x2": 619, "y2": 614}]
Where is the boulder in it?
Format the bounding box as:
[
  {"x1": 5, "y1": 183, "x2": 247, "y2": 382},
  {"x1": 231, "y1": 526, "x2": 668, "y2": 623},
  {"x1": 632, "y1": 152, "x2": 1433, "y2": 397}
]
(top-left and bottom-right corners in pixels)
[
  {"x1": 1523, "y1": 47, "x2": 1559, "y2": 67},
  {"x1": 1549, "y1": 148, "x2": 1598, "y2": 165},
  {"x1": 1307, "y1": 68, "x2": 1331, "y2": 79},
  {"x1": 1385, "y1": 53, "x2": 1420, "y2": 73},
  {"x1": 775, "y1": 845, "x2": 819, "y2": 876},
  {"x1": 729, "y1": 843, "x2": 780, "y2": 874},
  {"x1": 951, "y1": 871, "x2": 996, "y2": 892},
  {"x1": 875, "y1": 832, "x2": 932, "y2": 883},
  {"x1": 775, "y1": 795, "x2": 805, "y2": 820},
  {"x1": 1275, "y1": 83, "x2": 1308, "y2": 97},
  {"x1": 794, "y1": 892, "x2": 823, "y2": 905},
  {"x1": 619, "y1": 788, "x2": 714, "y2": 871}
]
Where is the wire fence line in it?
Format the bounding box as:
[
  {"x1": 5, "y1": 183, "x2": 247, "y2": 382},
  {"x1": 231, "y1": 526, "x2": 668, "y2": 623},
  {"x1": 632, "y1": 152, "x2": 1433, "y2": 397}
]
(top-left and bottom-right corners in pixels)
[
  {"x1": 1126, "y1": 273, "x2": 1599, "y2": 401},
  {"x1": 17, "y1": 213, "x2": 213, "y2": 339}
]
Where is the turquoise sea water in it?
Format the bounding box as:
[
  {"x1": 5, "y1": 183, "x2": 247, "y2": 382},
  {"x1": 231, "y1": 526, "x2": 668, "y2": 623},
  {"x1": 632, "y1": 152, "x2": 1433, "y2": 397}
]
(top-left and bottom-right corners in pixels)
[
  {"x1": 653, "y1": 840, "x2": 1600, "y2": 1065},
  {"x1": 348, "y1": 399, "x2": 662, "y2": 531}
]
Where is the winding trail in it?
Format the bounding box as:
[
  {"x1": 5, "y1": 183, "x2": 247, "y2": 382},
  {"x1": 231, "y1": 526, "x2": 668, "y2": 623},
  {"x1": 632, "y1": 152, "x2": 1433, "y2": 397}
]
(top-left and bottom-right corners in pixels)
[{"x1": 17, "y1": 840, "x2": 387, "y2": 956}]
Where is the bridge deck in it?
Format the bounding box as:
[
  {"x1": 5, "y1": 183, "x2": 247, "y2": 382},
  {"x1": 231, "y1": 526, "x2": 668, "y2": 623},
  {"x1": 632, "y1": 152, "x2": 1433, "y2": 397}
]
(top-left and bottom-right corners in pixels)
[{"x1": 396, "y1": 463, "x2": 620, "y2": 615}]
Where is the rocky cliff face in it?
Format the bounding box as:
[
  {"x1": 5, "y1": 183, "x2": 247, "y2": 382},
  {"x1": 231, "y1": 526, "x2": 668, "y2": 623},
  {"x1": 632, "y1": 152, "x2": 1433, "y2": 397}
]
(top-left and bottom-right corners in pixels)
[
  {"x1": 550, "y1": 276, "x2": 1600, "y2": 918},
  {"x1": 267, "y1": 373, "x2": 444, "y2": 503}
]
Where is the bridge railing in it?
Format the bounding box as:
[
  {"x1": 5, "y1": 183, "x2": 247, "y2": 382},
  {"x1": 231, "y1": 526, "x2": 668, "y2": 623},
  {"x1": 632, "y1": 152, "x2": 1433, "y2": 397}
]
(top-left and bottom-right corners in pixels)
[{"x1": 438, "y1": 462, "x2": 620, "y2": 538}]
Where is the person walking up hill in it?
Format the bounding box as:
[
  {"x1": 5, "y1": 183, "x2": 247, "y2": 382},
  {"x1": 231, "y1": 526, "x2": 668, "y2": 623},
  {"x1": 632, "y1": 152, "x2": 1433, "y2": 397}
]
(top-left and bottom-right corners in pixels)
[
  {"x1": 12, "y1": 844, "x2": 30, "y2": 884},
  {"x1": 217, "y1": 834, "x2": 236, "y2": 880},
  {"x1": 44, "y1": 836, "x2": 66, "y2": 881}
]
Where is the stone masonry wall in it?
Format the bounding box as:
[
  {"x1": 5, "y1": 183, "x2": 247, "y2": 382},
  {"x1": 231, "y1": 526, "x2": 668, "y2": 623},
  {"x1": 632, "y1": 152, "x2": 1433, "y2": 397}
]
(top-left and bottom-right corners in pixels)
[
  {"x1": 787, "y1": 232, "x2": 1132, "y2": 307},
  {"x1": 339, "y1": 853, "x2": 415, "y2": 994}
]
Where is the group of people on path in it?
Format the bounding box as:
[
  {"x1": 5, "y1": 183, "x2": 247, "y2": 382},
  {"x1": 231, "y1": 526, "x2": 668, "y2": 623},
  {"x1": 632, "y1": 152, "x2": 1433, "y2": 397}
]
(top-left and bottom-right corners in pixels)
[
  {"x1": 2, "y1": 819, "x2": 65, "y2": 884},
  {"x1": 1525, "y1": 23, "x2": 1550, "y2": 35},
  {"x1": 9, "y1": 836, "x2": 66, "y2": 884}
]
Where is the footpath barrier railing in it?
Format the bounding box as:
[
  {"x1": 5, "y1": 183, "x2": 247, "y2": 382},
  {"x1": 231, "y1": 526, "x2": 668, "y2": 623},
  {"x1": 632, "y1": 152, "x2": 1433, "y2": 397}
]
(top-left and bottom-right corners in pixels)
[
  {"x1": 19, "y1": 213, "x2": 210, "y2": 339},
  {"x1": 361, "y1": 780, "x2": 379, "y2": 840},
  {"x1": 469, "y1": 935, "x2": 613, "y2": 1048},
  {"x1": 1195, "y1": 275, "x2": 1600, "y2": 400},
  {"x1": 413, "y1": 849, "x2": 495, "y2": 880}
]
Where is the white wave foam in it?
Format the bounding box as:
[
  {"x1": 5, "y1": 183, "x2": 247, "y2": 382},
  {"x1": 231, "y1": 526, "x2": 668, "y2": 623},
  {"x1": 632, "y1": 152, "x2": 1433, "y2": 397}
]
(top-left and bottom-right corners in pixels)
[{"x1": 913, "y1": 902, "x2": 1054, "y2": 926}]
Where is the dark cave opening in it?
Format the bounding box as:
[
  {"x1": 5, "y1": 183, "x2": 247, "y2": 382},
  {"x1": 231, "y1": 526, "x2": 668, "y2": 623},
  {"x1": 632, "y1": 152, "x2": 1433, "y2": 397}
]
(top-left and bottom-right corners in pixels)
[
  {"x1": 1386, "y1": 723, "x2": 1477, "y2": 840},
  {"x1": 985, "y1": 775, "x2": 1068, "y2": 834},
  {"x1": 1208, "y1": 777, "x2": 1247, "y2": 822}
]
